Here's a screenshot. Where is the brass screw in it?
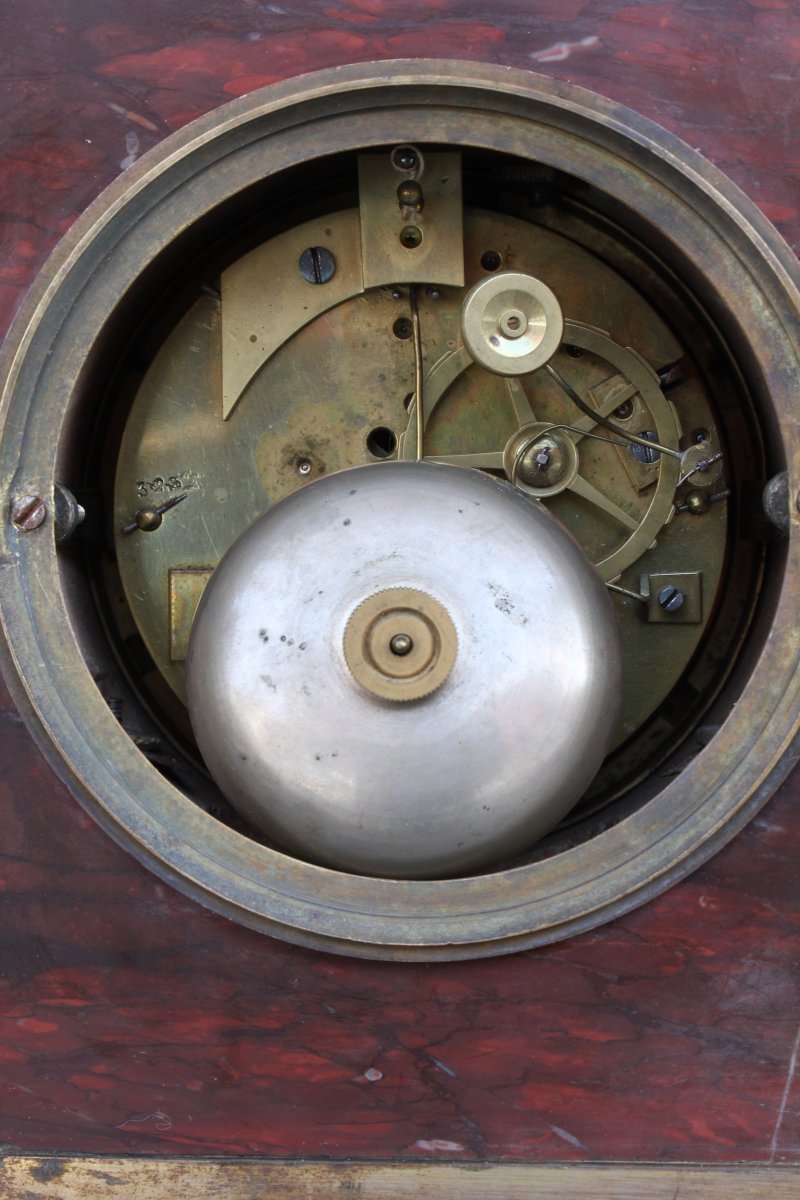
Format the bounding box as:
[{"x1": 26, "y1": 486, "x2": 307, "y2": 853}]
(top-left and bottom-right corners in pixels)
[
  {"x1": 685, "y1": 489, "x2": 711, "y2": 515},
  {"x1": 399, "y1": 225, "x2": 423, "y2": 249},
  {"x1": 11, "y1": 494, "x2": 47, "y2": 530},
  {"x1": 390, "y1": 633, "x2": 413, "y2": 656},
  {"x1": 134, "y1": 507, "x2": 163, "y2": 531},
  {"x1": 397, "y1": 180, "x2": 423, "y2": 210},
  {"x1": 122, "y1": 491, "x2": 187, "y2": 535}
]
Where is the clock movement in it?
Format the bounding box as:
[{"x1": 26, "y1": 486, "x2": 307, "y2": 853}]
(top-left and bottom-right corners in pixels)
[{"x1": 1, "y1": 62, "x2": 797, "y2": 959}]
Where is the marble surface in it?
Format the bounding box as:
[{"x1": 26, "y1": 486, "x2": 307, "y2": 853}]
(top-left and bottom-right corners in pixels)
[{"x1": 0, "y1": 0, "x2": 798, "y2": 1163}]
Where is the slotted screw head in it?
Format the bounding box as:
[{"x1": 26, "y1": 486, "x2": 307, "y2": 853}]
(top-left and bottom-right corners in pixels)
[
  {"x1": 657, "y1": 586, "x2": 685, "y2": 612},
  {"x1": 11, "y1": 494, "x2": 47, "y2": 530},
  {"x1": 298, "y1": 246, "x2": 336, "y2": 285}
]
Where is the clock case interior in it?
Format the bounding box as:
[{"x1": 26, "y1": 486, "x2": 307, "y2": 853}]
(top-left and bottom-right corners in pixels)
[{"x1": 67, "y1": 144, "x2": 772, "y2": 867}]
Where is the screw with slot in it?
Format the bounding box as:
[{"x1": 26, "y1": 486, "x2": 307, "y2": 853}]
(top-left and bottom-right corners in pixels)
[
  {"x1": 298, "y1": 246, "x2": 336, "y2": 285},
  {"x1": 631, "y1": 431, "x2": 660, "y2": 464},
  {"x1": 399, "y1": 226, "x2": 422, "y2": 249},
  {"x1": 11, "y1": 494, "x2": 47, "y2": 530},
  {"x1": 657, "y1": 586, "x2": 685, "y2": 613}
]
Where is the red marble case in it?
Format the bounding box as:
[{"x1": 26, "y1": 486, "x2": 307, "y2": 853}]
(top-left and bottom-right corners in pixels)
[{"x1": 0, "y1": 0, "x2": 797, "y2": 1165}]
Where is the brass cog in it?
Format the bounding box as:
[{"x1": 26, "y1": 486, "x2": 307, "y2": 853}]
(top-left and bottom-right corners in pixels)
[
  {"x1": 400, "y1": 319, "x2": 682, "y2": 582},
  {"x1": 343, "y1": 587, "x2": 458, "y2": 702}
]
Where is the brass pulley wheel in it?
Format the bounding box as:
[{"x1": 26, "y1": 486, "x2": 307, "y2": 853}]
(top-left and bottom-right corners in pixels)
[
  {"x1": 0, "y1": 62, "x2": 797, "y2": 959},
  {"x1": 460, "y1": 270, "x2": 564, "y2": 375}
]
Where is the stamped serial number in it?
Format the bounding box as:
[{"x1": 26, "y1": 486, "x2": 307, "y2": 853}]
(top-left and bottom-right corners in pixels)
[{"x1": 135, "y1": 471, "x2": 201, "y2": 498}]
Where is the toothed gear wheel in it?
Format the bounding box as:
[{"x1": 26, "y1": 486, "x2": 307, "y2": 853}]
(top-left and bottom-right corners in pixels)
[{"x1": 342, "y1": 586, "x2": 458, "y2": 702}]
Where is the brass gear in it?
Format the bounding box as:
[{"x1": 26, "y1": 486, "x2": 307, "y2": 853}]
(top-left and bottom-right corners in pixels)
[
  {"x1": 401, "y1": 320, "x2": 682, "y2": 582},
  {"x1": 342, "y1": 587, "x2": 458, "y2": 702}
]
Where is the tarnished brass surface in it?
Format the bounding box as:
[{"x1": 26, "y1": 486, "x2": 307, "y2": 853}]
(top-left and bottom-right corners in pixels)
[
  {"x1": 113, "y1": 209, "x2": 708, "y2": 756},
  {"x1": 486, "y1": 320, "x2": 682, "y2": 582},
  {"x1": 0, "y1": 62, "x2": 797, "y2": 958},
  {"x1": 169, "y1": 568, "x2": 214, "y2": 662},
  {"x1": 358, "y1": 152, "x2": 464, "y2": 289},
  {"x1": 221, "y1": 210, "x2": 364, "y2": 420}
]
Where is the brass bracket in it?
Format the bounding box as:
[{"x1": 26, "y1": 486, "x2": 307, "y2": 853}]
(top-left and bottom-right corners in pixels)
[
  {"x1": 641, "y1": 571, "x2": 703, "y2": 623},
  {"x1": 358, "y1": 151, "x2": 464, "y2": 289},
  {"x1": 169, "y1": 567, "x2": 214, "y2": 661}
]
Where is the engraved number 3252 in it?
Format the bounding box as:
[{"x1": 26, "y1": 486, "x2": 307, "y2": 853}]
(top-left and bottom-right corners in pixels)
[{"x1": 136, "y1": 471, "x2": 200, "y2": 498}]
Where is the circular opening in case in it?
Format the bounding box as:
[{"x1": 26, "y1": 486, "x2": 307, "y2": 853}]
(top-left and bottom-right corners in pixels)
[{"x1": 0, "y1": 61, "x2": 797, "y2": 959}]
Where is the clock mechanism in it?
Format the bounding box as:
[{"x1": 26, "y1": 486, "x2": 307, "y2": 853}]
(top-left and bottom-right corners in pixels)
[{"x1": 1, "y1": 64, "x2": 797, "y2": 957}]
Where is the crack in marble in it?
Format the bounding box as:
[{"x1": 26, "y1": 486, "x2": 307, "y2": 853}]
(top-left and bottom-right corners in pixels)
[{"x1": 769, "y1": 1025, "x2": 800, "y2": 1162}]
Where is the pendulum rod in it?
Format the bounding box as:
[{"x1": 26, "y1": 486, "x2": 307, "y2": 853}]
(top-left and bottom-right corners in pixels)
[{"x1": 410, "y1": 285, "x2": 424, "y2": 461}]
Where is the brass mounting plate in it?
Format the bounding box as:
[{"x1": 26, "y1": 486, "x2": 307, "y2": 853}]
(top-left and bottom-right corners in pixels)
[{"x1": 358, "y1": 152, "x2": 464, "y2": 289}]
